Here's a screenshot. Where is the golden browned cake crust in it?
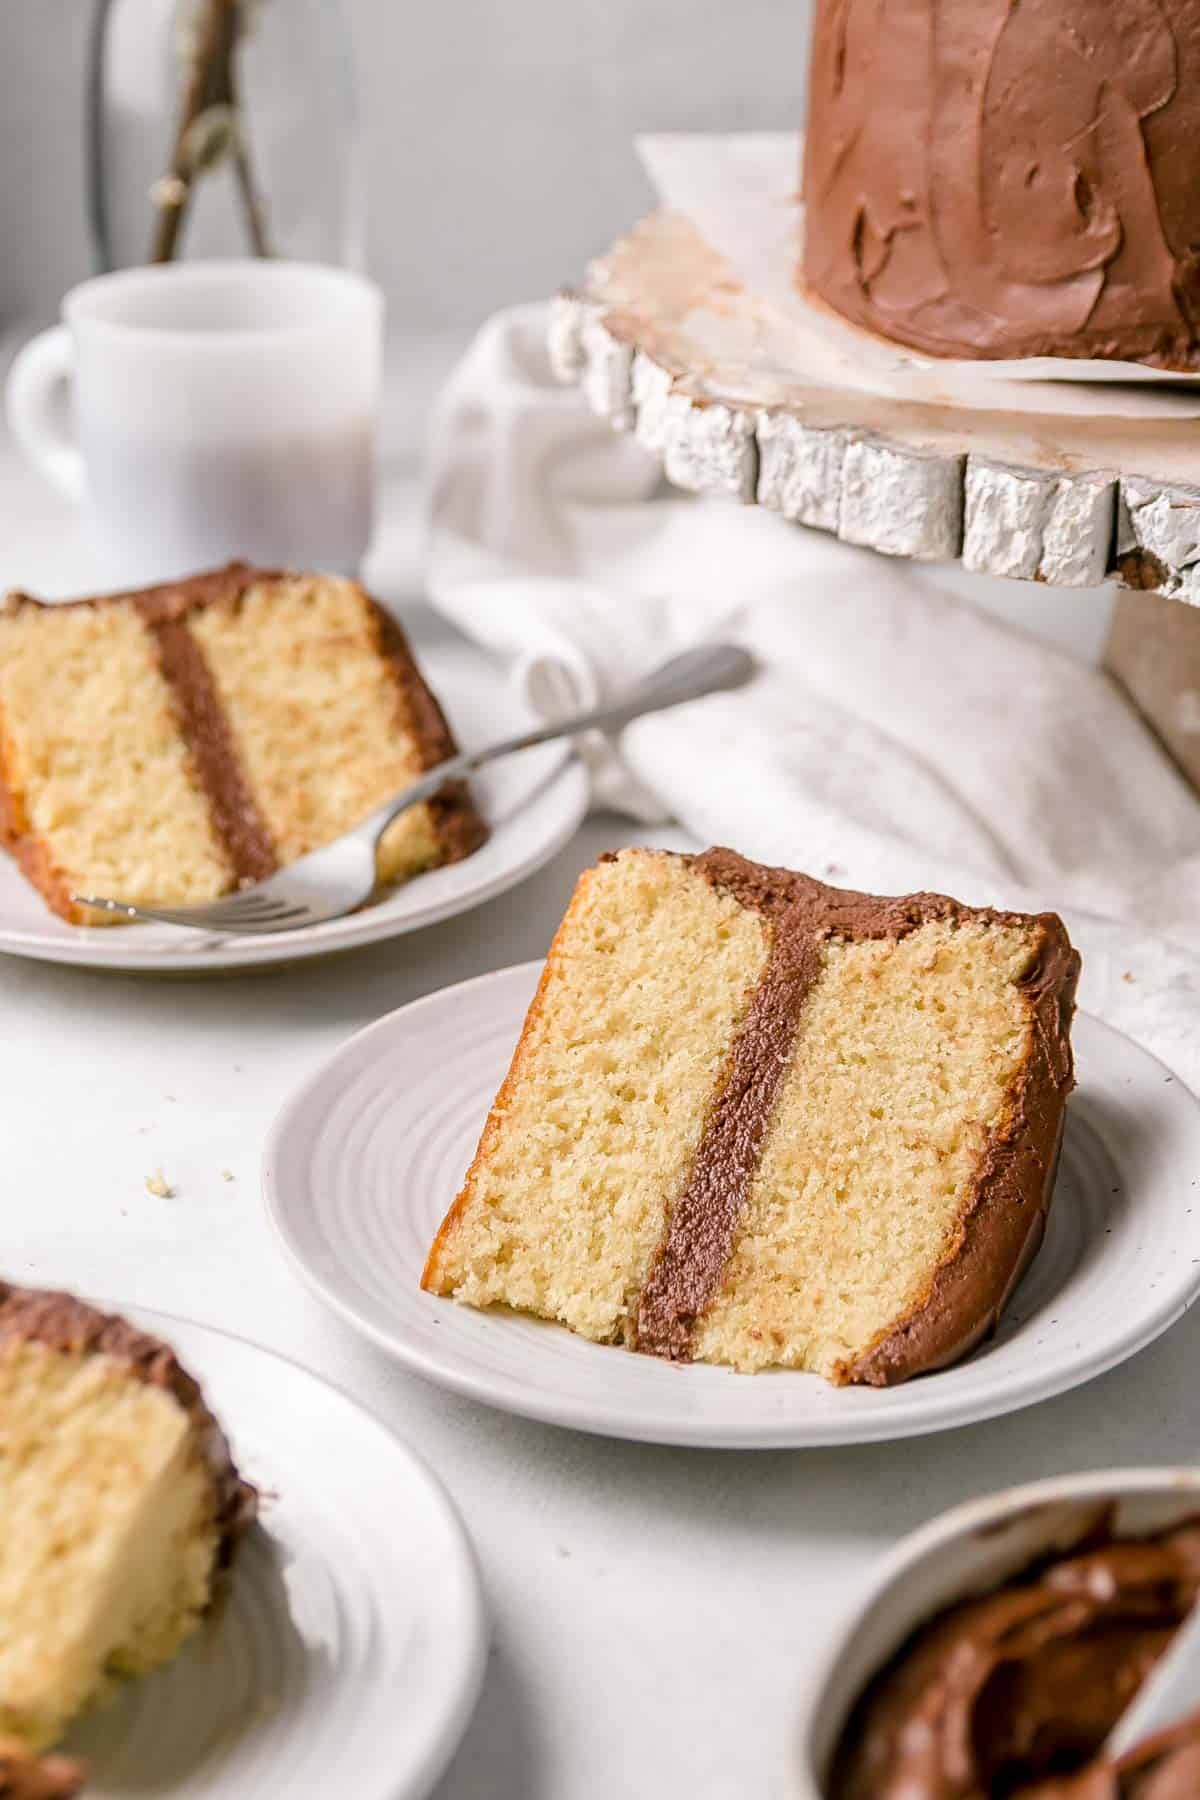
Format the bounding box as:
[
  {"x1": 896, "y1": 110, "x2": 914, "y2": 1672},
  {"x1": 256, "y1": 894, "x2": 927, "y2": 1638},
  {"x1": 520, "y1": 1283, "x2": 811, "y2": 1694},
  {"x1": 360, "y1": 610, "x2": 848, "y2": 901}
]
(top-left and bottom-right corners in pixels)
[
  {"x1": 423, "y1": 847, "x2": 1079, "y2": 1385},
  {"x1": 0, "y1": 777, "x2": 75, "y2": 924},
  {"x1": 0, "y1": 563, "x2": 486, "y2": 924}
]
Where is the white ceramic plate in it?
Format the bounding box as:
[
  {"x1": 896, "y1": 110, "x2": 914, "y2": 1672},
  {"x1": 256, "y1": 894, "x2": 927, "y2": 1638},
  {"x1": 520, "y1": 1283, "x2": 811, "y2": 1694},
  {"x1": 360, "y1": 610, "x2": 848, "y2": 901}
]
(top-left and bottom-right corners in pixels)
[
  {"x1": 263, "y1": 962, "x2": 1200, "y2": 1449},
  {"x1": 63, "y1": 1307, "x2": 486, "y2": 1800},
  {"x1": 0, "y1": 643, "x2": 588, "y2": 972}
]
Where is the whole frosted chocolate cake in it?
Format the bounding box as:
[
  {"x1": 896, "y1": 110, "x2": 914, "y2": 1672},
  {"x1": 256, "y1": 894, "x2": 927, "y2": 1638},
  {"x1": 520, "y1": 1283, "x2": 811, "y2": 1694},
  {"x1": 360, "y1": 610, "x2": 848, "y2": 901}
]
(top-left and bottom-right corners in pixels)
[{"x1": 802, "y1": 0, "x2": 1200, "y2": 368}]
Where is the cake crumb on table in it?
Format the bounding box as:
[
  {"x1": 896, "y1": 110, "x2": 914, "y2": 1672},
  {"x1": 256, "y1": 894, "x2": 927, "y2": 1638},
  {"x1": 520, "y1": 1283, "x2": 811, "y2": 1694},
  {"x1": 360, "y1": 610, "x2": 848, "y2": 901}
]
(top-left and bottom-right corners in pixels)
[
  {"x1": 221, "y1": 1169, "x2": 235, "y2": 1182},
  {"x1": 145, "y1": 1169, "x2": 175, "y2": 1198}
]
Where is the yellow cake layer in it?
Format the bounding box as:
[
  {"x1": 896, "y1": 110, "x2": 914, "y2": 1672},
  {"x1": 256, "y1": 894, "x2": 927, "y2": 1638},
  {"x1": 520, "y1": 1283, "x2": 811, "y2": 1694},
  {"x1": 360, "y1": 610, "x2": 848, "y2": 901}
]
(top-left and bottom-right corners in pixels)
[
  {"x1": 0, "y1": 604, "x2": 232, "y2": 911},
  {"x1": 189, "y1": 576, "x2": 442, "y2": 884},
  {"x1": 425, "y1": 850, "x2": 770, "y2": 1341},
  {"x1": 693, "y1": 917, "x2": 1035, "y2": 1376},
  {"x1": 0, "y1": 1339, "x2": 221, "y2": 1752}
]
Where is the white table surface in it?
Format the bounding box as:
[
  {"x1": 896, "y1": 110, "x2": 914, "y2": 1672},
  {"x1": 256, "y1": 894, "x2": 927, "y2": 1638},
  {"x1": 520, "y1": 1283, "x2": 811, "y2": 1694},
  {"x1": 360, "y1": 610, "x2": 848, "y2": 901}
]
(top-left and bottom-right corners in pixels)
[{"x1": 0, "y1": 348, "x2": 1181, "y2": 1800}]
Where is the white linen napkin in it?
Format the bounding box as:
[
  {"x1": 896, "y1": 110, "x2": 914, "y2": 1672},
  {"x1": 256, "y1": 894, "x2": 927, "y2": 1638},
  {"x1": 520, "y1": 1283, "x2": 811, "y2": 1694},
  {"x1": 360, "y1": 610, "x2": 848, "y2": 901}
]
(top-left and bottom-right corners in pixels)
[{"x1": 427, "y1": 303, "x2": 1200, "y2": 1089}]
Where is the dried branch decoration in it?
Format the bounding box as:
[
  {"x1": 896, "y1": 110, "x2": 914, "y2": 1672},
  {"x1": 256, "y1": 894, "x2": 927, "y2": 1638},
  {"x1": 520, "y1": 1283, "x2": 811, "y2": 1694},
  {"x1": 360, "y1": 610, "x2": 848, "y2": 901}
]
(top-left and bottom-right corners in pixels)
[{"x1": 150, "y1": 0, "x2": 271, "y2": 262}]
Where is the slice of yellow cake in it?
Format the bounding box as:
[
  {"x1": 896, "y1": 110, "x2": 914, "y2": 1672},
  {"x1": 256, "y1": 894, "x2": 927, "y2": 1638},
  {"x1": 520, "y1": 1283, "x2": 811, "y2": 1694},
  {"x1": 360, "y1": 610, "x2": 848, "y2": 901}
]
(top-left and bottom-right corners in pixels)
[
  {"x1": 423, "y1": 848, "x2": 1080, "y2": 1384},
  {"x1": 0, "y1": 564, "x2": 486, "y2": 924},
  {"x1": 0, "y1": 1284, "x2": 256, "y2": 1778}
]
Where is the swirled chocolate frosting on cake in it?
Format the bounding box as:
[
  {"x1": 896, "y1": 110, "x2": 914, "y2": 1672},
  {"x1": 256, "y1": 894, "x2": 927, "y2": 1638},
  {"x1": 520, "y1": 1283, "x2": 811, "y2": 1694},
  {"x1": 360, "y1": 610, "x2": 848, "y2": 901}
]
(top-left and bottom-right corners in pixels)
[
  {"x1": 802, "y1": 0, "x2": 1200, "y2": 368},
  {"x1": 423, "y1": 847, "x2": 1079, "y2": 1383},
  {"x1": 832, "y1": 1515, "x2": 1200, "y2": 1797}
]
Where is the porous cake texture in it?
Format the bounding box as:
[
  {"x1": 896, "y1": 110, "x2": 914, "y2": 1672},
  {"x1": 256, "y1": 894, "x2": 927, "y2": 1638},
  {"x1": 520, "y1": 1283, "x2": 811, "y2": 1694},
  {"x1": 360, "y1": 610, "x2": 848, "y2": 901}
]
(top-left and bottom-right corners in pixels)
[
  {"x1": 0, "y1": 1284, "x2": 256, "y2": 1776},
  {"x1": 423, "y1": 848, "x2": 1079, "y2": 1384},
  {"x1": 0, "y1": 564, "x2": 486, "y2": 924}
]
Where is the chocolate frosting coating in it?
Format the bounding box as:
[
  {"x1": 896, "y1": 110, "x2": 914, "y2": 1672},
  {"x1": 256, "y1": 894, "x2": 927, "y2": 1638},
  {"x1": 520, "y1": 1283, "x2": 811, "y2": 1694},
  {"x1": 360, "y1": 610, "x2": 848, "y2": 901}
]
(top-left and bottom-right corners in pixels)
[
  {"x1": 832, "y1": 1516, "x2": 1200, "y2": 1799},
  {"x1": 634, "y1": 849, "x2": 1078, "y2": 1380},
  {"x1": 803, "y1": 0, "x2": 1200, "y2": 367},
  {"x1": 0, "y1": 1283, "x2": 256, "y2": 1574}
]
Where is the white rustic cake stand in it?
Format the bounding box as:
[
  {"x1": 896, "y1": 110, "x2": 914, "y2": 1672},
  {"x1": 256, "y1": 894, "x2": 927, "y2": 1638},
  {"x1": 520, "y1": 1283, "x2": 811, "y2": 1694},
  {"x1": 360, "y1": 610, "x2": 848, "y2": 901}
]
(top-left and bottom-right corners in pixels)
[{"x1": 549, "y1": 209, "x2": 1200, "y2": 786}]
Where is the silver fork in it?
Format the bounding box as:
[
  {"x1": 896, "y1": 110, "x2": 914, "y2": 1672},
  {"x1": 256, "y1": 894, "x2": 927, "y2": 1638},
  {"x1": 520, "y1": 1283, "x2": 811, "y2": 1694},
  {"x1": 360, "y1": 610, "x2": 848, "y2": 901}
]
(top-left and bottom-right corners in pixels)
[{"x1": 75, "y1": 641, "x2": 755, "y2": 935}]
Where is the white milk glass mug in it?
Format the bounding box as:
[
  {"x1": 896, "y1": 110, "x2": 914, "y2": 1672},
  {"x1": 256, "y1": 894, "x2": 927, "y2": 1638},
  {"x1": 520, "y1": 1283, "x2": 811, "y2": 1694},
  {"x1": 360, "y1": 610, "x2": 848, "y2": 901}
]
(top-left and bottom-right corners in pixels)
[{"x1": 6, "y1": 261, "x2": 383, "y2": 587}]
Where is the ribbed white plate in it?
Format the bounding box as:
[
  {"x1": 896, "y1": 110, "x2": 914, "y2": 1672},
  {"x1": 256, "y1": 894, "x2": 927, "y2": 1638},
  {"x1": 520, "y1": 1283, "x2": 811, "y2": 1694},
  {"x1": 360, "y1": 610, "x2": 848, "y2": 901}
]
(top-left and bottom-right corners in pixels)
[
  {"x1": 63, "y1": 1308, "x2": 486, "y2": 1799},
  {"x1": 0, "y1": 643, "x2": 588, "y2": 972},
  {"x1": 264, "y1": 962, "x2": 1200, "y2": 1449}
]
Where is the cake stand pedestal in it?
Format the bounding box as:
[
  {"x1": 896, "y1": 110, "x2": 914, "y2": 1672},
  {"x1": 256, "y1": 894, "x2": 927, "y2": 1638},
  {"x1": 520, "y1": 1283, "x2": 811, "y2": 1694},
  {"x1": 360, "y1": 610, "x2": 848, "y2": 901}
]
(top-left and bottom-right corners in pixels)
[{"x1": 549, "y1": 208, "x2": 1200, "y2": 789}]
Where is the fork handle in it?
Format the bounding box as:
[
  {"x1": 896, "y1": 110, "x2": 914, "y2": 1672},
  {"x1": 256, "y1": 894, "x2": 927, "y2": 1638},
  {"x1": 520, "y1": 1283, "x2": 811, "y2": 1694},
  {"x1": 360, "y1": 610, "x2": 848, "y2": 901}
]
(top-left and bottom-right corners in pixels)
[{"x1": 360, "y1": 641, "x2": 755, "y2": 846}]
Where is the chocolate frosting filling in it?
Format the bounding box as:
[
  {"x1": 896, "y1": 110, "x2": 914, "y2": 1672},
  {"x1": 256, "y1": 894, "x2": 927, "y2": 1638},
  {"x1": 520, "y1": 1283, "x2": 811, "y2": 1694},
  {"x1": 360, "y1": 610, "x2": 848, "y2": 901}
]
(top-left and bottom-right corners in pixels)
[
  {"x1": 2, "y1": 565, "x2": 282, "y2": 901},
  {"x1": 145, "y1": 613, "x2": 279, "y2": 885},
  {"x1": 0, "y1": 1283, "x2": 256, "y2": 1572},
  {"x1": 137, "y1": 563, "x2": 486, "y2": 873},
  {"x1": 832, "y1": 1515, "x2": 1200, "y2": 1798},
  {"x1": 633, "y1": 849, "x2": 1078, "y2": 1378},
  {"x1": 802, "y1": 0, "x2": 1200, "y2": 367},
  {"x1": 634, "y1": 905, "x2": 820, "y2": 1359}
]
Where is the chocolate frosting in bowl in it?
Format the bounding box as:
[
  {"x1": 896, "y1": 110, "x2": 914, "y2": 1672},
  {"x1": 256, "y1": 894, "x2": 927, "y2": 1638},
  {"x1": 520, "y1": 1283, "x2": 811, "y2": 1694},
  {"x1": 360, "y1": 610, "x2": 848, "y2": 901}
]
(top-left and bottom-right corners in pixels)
[{"x1": 831, "y1": 1516, "x2": 1200, "y2": 1797}]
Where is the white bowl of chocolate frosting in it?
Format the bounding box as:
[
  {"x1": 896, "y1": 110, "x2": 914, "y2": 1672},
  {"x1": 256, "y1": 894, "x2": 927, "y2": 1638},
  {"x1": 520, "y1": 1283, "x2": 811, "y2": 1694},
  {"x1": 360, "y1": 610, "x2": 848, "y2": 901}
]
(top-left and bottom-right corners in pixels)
[{"x1": 785, "y1": 1468, "x2": 1200, "y2": 1799}]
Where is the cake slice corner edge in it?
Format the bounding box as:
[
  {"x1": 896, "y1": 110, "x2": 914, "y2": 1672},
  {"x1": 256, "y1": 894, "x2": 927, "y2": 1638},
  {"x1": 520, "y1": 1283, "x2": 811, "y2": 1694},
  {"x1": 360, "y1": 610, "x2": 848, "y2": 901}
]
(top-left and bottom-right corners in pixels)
[
  {"x1": 419, "y1": 853, "x2": 624, "y2": 1297},
  {"x1": 361, "y1": 589, "x2": 489, "y2": 872},
  {"x1": 834, "y1": 908, "x2": 1081, "y2": 1388},
  {"x1": 0, "y1": 669, "x2": 86, "y2": 927}
]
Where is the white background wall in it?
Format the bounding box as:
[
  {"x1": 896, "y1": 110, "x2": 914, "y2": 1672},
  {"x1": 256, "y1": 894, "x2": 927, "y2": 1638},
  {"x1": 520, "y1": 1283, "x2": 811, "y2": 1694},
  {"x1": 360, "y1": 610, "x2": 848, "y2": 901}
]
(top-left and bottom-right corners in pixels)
[{"x1": 0, "y1": 0, "x2": 808, "y2": 327}]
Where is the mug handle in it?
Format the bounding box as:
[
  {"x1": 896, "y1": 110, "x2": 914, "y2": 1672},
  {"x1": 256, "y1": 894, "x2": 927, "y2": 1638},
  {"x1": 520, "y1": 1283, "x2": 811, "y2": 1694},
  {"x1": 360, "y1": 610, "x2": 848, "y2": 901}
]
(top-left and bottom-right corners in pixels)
[{"x1": 6, "y1": 326, "x2": 85, "y2": 502}]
